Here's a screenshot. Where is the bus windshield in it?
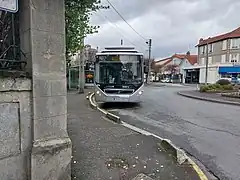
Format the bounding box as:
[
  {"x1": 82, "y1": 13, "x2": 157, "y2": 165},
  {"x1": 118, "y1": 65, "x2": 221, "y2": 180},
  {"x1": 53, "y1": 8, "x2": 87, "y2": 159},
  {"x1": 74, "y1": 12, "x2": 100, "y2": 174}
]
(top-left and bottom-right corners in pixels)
[{"x1": 95, "y1": 55, "x2": 143, "y2": 85}]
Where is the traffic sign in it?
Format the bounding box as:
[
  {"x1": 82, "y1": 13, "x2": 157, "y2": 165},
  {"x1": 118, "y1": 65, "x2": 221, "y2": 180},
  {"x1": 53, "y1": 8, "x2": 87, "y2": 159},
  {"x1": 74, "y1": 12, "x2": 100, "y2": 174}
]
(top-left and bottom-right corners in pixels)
[{"x1": 0, "y1": 0, "x2": 18, "y2": 13}]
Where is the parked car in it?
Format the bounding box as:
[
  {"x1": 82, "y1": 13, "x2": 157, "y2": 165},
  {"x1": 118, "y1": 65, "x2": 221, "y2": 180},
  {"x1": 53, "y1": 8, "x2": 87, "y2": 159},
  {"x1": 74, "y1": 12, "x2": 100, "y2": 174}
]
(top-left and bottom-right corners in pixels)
[
  {"x1": 231, "y1": 77, "x2": 240, "y2": 85},
  {"x1": 162, "y1": 78, "x2": 171, "y2": 83}
]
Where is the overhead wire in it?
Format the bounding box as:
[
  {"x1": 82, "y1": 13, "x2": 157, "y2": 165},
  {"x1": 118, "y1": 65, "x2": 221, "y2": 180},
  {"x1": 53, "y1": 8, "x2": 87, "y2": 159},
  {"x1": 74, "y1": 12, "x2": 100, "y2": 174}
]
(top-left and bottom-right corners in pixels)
[
  {"x1": 95, "y1": 10, "x2": 147, "y2": 52},
  {"x1": 105, "y1": 0, "x2": 148, "y2": 42}
]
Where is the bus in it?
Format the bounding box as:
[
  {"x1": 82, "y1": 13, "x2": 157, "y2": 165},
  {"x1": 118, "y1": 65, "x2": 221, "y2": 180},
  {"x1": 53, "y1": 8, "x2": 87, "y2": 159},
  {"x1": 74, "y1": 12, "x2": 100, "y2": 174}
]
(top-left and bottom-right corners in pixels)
[{"x1": 94, "y1": 46, "x2": 144, "y2": 103}]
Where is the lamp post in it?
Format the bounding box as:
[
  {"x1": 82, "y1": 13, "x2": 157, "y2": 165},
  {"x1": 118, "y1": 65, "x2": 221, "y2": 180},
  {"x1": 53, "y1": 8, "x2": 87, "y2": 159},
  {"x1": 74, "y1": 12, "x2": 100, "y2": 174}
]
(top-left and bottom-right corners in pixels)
[
  {"x1": 146, "y1": 39, "x2": 152, "y2": 84},
  {"x1": 205, "y1": 40, "x2": 209, "y2": 85}
]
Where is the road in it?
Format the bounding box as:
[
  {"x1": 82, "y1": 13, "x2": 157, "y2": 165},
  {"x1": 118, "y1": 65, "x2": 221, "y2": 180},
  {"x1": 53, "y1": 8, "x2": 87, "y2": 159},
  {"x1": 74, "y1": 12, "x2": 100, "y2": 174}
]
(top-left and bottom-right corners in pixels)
[{"x1": 105, "y1": 85, "x2": 240, "y2": 180}]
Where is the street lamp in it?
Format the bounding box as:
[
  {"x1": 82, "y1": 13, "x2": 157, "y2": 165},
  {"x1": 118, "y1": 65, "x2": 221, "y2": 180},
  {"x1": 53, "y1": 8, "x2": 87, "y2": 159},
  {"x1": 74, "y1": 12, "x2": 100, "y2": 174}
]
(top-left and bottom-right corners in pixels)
[
  {"x1": 146, "y1": 39, "x2": 152, "y2": 84},
  {"x1": 205, "y1": 38, "x2": 210, "y2": 85}
]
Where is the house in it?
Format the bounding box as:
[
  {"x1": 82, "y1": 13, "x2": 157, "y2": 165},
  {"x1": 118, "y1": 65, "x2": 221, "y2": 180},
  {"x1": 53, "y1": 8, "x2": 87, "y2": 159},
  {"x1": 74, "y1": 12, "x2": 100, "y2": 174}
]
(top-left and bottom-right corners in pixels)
[
  {"x1": 196, "y1": 26, "x2": 240, "y2": 83},
  {"x1": 68, "y1": 45, "x2": 98, "y2": 88},
  {"x1": 153, "y1": 52, "x2": 197, "y2": 83},
  {"x1": 70, "y1": 44, "x2": 98, "y2": 67},
  {"x1": 179, "y1": 52, "x2": 198, "y2": 83}
]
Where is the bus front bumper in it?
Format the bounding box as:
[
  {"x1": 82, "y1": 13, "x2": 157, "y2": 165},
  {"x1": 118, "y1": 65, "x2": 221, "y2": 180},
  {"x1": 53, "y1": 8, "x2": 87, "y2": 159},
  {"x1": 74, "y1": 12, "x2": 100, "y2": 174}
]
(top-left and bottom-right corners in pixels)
[{"x1": 94, "y1": 90, "x2": 143, "y2": 103}]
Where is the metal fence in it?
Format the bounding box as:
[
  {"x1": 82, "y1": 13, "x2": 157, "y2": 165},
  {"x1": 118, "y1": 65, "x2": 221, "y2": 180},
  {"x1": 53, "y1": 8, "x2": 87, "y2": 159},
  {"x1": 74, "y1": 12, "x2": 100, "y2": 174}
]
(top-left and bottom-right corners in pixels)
[
  {"x1": 68, "y1": 66, "x2": 79, "y2": 89},
  {"x1": 67, "y1": 66, "x2": 95, "y2": 89},
  {"x1": 0, "y1": 10, "x2": 27, "y2": 74}
]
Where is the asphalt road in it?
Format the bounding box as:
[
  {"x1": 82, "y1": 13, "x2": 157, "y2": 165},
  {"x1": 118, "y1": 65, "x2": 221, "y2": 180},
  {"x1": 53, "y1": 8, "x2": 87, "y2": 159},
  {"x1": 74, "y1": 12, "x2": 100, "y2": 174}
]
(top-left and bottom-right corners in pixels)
[{"x1": 105, "y1": 85, "x2": 240, "y2": 180}]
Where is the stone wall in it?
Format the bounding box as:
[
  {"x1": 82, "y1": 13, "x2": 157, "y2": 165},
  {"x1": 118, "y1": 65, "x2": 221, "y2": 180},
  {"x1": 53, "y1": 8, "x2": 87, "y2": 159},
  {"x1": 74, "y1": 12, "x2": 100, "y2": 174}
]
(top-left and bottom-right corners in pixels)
[
  {"x1": 19, "y1": 0, "x2": 72, "y2": 179},
  {"x1": 0, "y1": 0, "x2": 72, "y2": 179},
  {"x1": 0, "y1": 78, "x2": 32, "y2": 180}
]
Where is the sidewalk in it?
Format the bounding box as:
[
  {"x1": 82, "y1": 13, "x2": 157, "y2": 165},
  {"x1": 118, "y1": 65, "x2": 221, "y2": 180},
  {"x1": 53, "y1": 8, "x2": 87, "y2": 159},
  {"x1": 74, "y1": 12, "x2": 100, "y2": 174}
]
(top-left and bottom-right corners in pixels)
[
  {"x1": 67, "y1": 92, "x2": 200, "y2": 180},
  {"x1": 178, "y1": 90, "x2": 240, "y2": 106}
]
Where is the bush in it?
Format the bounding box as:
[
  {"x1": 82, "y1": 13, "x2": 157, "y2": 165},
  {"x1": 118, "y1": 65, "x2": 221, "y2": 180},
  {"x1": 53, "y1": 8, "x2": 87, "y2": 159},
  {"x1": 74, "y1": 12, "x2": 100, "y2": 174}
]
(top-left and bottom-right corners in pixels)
[
  {"x1": 222, "y1": 84, "x2": 233, "y2": 90},
  {"x1": 213, "y1": 83, "x2": 222, "y2": 89},
  {"x1": 216, "y1": 79, "x2": 231, "y2": 85},
  {"x1": 208, "y1": 83, "x2": 222, "y2": 90},
  {"x1": 199, "y1": 83, "x2": 233, "y2": 92},
  {"x1": 200, "y1": 85, "x2": 210, "y2": 92}
]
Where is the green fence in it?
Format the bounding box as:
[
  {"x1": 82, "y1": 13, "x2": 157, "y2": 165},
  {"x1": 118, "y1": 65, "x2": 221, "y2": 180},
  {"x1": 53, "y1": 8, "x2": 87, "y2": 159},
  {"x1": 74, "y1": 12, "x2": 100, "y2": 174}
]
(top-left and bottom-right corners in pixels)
[
  {"x1": 68, "y1": 66, "x2": 79, "y2": 89},
  {"x1": 67, "y1": 66, "x2": 94, "y2": 89}
]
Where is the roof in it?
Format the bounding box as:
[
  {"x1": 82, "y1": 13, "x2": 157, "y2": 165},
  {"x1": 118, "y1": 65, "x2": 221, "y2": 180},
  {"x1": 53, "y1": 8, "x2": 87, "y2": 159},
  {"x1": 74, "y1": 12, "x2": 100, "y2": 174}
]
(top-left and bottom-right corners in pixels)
[
  {"x1": 196, "y1": 27, "x2": 240, "y2": 46},
  {"x1": 154, "y1": 53, "x2": 197, "y2": 67},
  {"x1": 173, "y1": 53, "x2": 197, "y2": 65},
  {"x1": 154, "y1": 57, "x2": 172, "y2": 66},
  {"x1": 154, "y1": 56, "x2": 171, "y2": 63},
  {"x1": 172, "y1": 54, "x2": 186, "y2": 59},
  {"x1": 185, "y1": 55, "x2": 197, "y2": 65}
]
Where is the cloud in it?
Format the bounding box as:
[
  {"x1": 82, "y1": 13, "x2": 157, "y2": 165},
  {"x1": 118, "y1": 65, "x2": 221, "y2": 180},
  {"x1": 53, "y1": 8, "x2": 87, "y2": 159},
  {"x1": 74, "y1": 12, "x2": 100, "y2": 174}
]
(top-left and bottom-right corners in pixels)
[{"x1": 85, "y1": 0, "x2": 240, "y2": 58}]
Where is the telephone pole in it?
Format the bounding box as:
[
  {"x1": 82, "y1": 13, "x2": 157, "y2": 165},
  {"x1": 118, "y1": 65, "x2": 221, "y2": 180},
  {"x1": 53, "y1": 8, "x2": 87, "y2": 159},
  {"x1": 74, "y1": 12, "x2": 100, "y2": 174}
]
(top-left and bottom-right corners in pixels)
[
  {"x1": 78, "y1": 49, "x2": 85, "y2": 94},
  {"x1": 205, "y1": 42, "x2": 209, "y2": 85},
  {"x1": 146, "y1": 39, "x2": 152, "y2": 84}
]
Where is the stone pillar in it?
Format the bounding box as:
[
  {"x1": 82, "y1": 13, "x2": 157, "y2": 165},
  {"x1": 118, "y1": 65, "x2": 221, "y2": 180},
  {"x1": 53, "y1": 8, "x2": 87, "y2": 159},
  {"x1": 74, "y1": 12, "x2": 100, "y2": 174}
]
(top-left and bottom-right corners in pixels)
[{"x1": 20, "y1": 0, "x2": 72, "y2": 179}]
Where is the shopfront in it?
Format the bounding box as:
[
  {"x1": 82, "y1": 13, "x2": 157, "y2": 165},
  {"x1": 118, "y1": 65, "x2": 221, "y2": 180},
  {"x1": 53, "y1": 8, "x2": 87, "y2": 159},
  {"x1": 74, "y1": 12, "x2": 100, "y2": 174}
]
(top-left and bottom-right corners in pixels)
[
  {"x1": 184, "y1": 68, "x2": 200, "y2": 84},
  {"x1": 218, "y1": 66, "x2": 240, "y2": 83}
]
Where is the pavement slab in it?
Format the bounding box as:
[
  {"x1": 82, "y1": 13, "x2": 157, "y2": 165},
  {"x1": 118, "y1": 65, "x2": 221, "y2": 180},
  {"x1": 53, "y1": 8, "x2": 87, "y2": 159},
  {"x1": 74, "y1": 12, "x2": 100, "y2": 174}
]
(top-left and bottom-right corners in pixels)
[{"x1": 67, "y1": 92, "x2": 200, "y2": 180}]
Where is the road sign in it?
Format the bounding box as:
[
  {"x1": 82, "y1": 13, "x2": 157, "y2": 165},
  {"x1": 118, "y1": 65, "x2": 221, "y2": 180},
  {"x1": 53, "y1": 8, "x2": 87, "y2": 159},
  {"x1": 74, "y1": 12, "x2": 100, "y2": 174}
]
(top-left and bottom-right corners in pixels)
[{"x1": 0, "y1": 0, "x2": 18, "y2": 13}]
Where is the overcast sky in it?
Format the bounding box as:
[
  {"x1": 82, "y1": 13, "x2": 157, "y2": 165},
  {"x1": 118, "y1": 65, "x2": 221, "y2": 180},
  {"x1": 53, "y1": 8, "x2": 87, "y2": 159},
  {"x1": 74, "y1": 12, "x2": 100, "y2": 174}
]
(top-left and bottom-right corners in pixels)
[{"x1": 85, "y1": 0, "x2": 240, "y2": 59}]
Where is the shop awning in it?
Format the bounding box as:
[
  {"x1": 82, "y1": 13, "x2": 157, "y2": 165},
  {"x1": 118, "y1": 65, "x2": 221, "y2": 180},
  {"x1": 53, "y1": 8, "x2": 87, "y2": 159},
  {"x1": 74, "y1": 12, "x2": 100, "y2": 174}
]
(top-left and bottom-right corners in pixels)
[{"x1": 218, "y1": 66, "x2": 240, "y2": 74}]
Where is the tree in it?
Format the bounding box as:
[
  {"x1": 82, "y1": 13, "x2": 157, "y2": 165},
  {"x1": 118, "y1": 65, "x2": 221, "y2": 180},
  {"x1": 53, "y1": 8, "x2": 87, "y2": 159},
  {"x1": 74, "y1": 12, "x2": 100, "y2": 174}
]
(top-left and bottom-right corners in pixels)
[
  {"x1": 150, "y1": 61, "x2": 160, "y2": 81},
  {"x1": 165, "y1": 64, "x2": 178, "y2": 81},
  {"x1": 165, "y1": 64, "x2": 178, "y2": 74},
  {"x1": 65, "y1": 0, "x2": 109, "y2": 60}
]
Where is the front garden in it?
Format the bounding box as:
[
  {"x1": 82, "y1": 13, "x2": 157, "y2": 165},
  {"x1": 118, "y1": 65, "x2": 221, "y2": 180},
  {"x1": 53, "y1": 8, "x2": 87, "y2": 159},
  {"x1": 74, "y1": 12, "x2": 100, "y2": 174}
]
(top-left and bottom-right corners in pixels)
[{"x1": 199, "y1": 79, "x2": 240, "y2": 98}]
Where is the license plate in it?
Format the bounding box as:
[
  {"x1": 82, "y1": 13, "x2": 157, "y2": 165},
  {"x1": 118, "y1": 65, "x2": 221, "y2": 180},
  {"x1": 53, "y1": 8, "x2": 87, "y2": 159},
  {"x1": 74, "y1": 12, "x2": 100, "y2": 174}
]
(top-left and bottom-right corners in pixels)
[
  {"x1": 112, "y1": 97, "x2": 128, "y2": 102},
  {"x1": 113, "y1": 97, "x2": 120, "y2": 101}
]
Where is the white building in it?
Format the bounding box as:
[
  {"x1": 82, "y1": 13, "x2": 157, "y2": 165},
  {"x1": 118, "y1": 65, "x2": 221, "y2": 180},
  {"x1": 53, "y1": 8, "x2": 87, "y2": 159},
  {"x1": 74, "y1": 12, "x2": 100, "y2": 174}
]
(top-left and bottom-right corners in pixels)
[{"x1": 154, "y1": 52, "x2": 197, "y2": 83}]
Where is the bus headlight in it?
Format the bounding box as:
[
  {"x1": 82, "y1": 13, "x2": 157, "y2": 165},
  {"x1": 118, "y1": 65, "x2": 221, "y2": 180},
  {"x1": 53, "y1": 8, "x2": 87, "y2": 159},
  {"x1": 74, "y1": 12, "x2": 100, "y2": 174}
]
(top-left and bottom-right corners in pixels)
[
  {"x1": 139, "y1": 91, "x2": 143, "y2": 95},
  {"x1": 96, "y1": 91, "x2": 101, "y2": 96}
]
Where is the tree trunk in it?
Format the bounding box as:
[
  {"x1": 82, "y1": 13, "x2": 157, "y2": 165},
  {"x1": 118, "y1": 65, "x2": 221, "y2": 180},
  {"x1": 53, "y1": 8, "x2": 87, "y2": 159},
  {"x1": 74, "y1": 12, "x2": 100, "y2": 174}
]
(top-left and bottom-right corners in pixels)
[{"x1": 154, "y1": 72, "x2": 157, "y2": 81}]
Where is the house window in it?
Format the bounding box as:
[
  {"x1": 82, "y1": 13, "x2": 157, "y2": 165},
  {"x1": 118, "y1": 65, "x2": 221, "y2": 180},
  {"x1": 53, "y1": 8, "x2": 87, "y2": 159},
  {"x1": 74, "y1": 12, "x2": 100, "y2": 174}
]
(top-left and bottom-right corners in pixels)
[
  {"x1": 200, "y1": 46, "x2": 205, "y2": 54},
  {"x1": 208, "y1": 44, "x2": 213, "y2": 53},
  {"x1": 222, "y1": 40, "x2": 227, "y2": 50},
  {"x1": 229, "y1": 54, "x2": 239, "y2": 64},
  {"x1": 221, "y1": 54, "x2": 226, "y2": 63},
  {"x1": 231, "y1": 38, "x2": 239, "y2": 49},
  {"x1": 208, "y1": 57, "x2": 212, "y2": 64},
  {"x1": 201, "y1": 57, "x2": 205, "y2": 65}
]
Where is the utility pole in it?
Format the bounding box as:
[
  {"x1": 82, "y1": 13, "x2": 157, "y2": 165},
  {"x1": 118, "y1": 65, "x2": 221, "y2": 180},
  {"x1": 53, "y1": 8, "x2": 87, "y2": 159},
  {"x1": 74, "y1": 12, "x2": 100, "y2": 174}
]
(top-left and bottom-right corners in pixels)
[
  {"x1": 78, "y1": 49, "x2": 85, "y2": 93},
  {"x1": 146, "y1": 39, "x2": 152, "y2": 84},
  {"x1": 205, "y1": 42, "x2": 209, "y2": 85}
]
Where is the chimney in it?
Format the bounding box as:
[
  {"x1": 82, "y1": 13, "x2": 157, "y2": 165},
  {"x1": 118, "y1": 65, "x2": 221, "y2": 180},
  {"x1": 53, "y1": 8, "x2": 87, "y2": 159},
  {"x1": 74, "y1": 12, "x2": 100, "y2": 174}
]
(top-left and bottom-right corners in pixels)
[{"x1": 199, "y1": 38, "x2": 203, "y2": 43}]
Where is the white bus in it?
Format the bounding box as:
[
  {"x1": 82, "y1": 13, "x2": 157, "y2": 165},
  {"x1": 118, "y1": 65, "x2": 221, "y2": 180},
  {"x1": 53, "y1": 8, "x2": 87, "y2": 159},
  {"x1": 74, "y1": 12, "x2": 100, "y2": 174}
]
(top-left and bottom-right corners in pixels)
[{"x1": 94, "y1": 46, "x2": 144, "y2": 103}]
